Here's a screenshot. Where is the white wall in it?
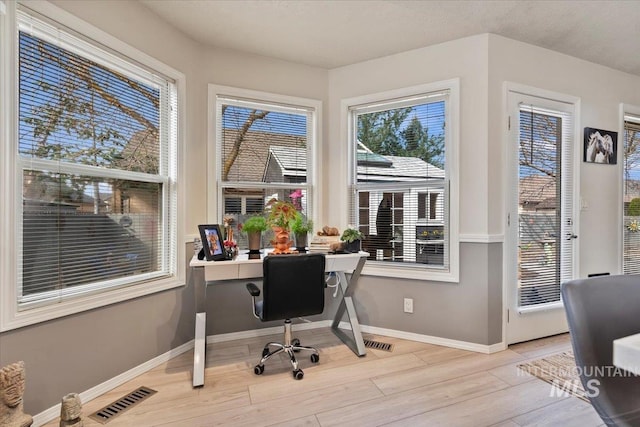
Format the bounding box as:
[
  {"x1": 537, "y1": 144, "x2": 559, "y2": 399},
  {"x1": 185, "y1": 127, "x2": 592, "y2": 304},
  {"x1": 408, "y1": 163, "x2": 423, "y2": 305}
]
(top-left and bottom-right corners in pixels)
[{"x1": 488, "y1": 34, "x2": 640, "y2": 277}]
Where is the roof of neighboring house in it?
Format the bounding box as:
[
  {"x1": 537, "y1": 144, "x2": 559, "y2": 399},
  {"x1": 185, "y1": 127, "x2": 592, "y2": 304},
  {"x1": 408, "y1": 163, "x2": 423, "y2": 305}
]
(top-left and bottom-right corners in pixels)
[
  {"x1": 222, "y1": 128, "x2": 306, "y2": 183},
  {"x1": 519, "y1": 175, "x2": 556, "y2": 209},
  {"x1": 267, "y1": 146, "x2": 445, "y2": 182}
]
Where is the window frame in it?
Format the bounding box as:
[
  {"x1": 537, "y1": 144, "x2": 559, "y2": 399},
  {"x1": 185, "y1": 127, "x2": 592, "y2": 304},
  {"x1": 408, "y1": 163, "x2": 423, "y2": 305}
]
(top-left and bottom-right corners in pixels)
[
  {"x1": 207, "y1": 84, "x2": 321, "y2": 226},
  {"x1": 0, "y1": 1, "x2": 185, "y2": 332},
  {"x1": 621, "y1": 103, "x2": 640, "y2": 274},
  {"x1": 342, "y1": 79, "x2": 460, "y2": 282}
]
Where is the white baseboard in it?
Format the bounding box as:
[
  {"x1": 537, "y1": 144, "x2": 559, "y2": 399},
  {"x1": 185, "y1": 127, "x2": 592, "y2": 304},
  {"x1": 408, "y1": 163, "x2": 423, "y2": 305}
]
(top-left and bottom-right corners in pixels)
[
  {"x1": 347, "y1": 322, "x2": 506, "y2": 354},
  {"x1": 32, "y1": 320, "x2": 504, "y2": 425},
  {"x1": 32, "y1": 341, "x2": 194, "y2": 427}
]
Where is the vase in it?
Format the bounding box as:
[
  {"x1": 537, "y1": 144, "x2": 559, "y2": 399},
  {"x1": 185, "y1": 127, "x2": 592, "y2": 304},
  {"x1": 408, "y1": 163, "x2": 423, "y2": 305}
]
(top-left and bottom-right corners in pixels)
[
  {"x1": 295, "y1": 232, "x2": 308, "y2": 253},
  {"x1": 344, "y1": 239, "x2": 361, "y2": 253},
  {"x1": 271, "y1": 226, "x2": 295, "y2": 254},
  {"x1": 247, "y1": 231, "x2": 262, "y2": 254}
]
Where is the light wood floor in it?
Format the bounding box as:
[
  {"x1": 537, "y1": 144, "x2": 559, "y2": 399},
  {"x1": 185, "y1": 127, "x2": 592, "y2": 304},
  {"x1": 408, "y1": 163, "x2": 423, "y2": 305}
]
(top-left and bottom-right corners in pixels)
[{"x1": 44, "y1": 329, "x2": 604, "y2": 427}]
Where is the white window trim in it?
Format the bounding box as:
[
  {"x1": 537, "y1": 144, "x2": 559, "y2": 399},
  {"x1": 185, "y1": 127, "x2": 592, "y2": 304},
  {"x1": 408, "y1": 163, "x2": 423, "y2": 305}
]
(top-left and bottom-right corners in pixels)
[
  {"x1": 207, "y1": 84, "x2": 322, "y2": 225},
  {"x1": 620, "y1": 102, "x2": 640, "y2": 273},
  {"x1": 341, "y1": 79, "x2": 460, "y2": 282},
  {"x1": 0, "y1": 0, "x2": 186, "y2": 332}
]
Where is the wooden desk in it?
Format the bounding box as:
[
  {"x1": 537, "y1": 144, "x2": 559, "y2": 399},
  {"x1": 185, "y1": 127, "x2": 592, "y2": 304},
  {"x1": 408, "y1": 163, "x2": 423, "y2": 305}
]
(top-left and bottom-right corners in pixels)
[
  {"x1": 613, "y1": 333, "x2": 640, "y2": 375},
  {"x1": 189, "y1": 251, "x2": 368, "y2": 387}
]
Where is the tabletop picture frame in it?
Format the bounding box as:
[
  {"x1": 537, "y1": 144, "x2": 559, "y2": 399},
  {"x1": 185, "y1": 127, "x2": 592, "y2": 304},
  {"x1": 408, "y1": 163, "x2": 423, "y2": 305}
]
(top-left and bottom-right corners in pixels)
[{"x1": 198, "y1": 224, "x2": 225, "y2": 261}]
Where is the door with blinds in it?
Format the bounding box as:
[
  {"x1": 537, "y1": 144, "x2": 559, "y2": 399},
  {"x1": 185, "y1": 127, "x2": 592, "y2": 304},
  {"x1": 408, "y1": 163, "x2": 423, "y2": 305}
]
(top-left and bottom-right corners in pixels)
[
  {"x1": 506, "y1": 90, "x2": 577, "y2": 344},
  {"x1": 623, "y1": 112, "x2": 640, "y2": 274}
]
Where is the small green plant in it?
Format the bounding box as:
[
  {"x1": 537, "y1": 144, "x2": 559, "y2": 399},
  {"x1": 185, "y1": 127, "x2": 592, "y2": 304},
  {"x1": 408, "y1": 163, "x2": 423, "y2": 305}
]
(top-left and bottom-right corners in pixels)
[
  {"x1": 241, "y1": 215, "x2": 268, "y2": 233},
  {"x1": 629, "y1": 198, "x2": 640, "y2": 216},
  {"x1": 291, "y1": 213, "x2": 313, "y2": 235},
  {"x1": 340, "y1": 228, "x2": 363, "y2": 243}
]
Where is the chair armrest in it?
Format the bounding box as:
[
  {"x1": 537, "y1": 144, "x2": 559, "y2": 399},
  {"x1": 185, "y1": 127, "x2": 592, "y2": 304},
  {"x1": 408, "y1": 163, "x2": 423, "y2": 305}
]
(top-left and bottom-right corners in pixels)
[{"x1": 246, "y1": 282, "x2": 261, "y2": 297}]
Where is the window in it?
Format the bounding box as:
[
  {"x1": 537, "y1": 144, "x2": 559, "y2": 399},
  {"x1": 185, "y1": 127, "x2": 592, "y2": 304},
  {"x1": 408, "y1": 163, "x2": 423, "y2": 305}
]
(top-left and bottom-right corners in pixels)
[
  {"x1": 210, "y1": 86, "x2": 320, "y2": 249},
  {"x1": 346, "y1": 80, "x2": 459, "y2": 281},
  {"x1": 623, "y1": 111, "x2": 640, "y2": 274},
  {"x1": 1, "y1": 3, "x2": 183, "y2": 331}
]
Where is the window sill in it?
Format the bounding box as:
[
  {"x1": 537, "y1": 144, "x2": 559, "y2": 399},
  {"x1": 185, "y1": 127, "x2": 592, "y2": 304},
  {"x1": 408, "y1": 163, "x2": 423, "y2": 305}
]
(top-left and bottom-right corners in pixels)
[
  {"x1": 362, "y1": 262, "x2": 459, "y2": 283},
  {"x1": 1, "y1": 276, "x2": 185, "y2": 332}
]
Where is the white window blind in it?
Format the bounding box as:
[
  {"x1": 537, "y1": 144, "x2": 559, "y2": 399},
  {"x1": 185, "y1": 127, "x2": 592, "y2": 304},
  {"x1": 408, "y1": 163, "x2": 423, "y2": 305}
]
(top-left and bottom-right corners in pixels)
[
  {"x1": 516, "y1": 104, "x2": 574, "y2": 307},
  {"x1": 214, "y1": 92, "x2": 317, "y2": 249},
  {"x1": 623, "y1": 113, "x2": 640, "y2": 274},
  {"x1": 349, "y1": 90, "x2": 450, "y2": 269},
  {"x1": 16, "y1": 10, "x2": 177, "y2": 308}
]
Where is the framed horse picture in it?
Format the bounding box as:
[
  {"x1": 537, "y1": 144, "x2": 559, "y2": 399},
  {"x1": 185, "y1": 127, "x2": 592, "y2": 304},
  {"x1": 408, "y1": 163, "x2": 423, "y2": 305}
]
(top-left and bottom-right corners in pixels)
[{"x1": 584, "y1": 127, "x2": 617, "y2": 164}]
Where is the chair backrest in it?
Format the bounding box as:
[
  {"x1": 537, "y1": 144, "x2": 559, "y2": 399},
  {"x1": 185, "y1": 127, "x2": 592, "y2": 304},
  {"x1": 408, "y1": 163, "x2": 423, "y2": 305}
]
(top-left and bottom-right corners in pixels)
[
  {"x1": 561, "y1": 274, "x2": 640, "y2": 426},
  {"x1": 261, "y1": 253, "x2": 326, "y2": 322}
]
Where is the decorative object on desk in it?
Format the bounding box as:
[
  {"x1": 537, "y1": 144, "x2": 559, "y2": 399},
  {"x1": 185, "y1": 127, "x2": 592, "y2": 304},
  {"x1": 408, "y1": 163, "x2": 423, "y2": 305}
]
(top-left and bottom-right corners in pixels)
[
  {"x1": 584, "y1": 127, "x2": 617, "y2": 164},
  {"x1": 309, "y1": 225, "x2": 341, "y2": 253},
  {"x1": 341, "y1": 227, "x2": 363, "y2": 253},
  {"x1": 0, "y1": 361, "x2": 33, "y2": 427},
  {"x1": 266, "y1": 198, "x2": 298, "y2": 254},
  {"x1": 197, "y1": 224, "x2": 226, "y2": 261},
  {"x1": 223, "y1": 239, "x2": 238, "y2": 260},
  {"x1": 291, "y1": 213, "x2": 313, "y2": 253},
  {"x1": 60, "y1": 393, "x2": 83, "y2": 427},
  {"x1": 240, "y1": 215, "x2": 268, "y2": 254}
]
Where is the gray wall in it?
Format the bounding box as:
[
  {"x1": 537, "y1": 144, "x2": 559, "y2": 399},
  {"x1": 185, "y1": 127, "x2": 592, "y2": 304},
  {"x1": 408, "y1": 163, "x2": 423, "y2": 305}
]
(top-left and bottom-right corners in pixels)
[{"x1": 0, "y1": 250, "x2": 195, "y2": 414}]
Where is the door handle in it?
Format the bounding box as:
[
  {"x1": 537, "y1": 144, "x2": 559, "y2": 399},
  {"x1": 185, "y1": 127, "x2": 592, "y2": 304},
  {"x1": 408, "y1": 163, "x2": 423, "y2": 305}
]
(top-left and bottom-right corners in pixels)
[{"x1": 566, "y1": 233, "x2": 578, "y2": 240}]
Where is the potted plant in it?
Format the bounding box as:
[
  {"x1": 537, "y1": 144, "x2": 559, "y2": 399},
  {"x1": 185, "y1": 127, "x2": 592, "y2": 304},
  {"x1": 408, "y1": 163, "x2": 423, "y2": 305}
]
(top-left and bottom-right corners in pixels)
[
  {"x1": 291, "y1": 213, "x2": 313, "y2": 252},
  {"x1": 241, "y1": 215, "x2": 268, "y2": 253},
  {"x1": 265, "y1": 198, "x2": 299, "y2": 254},
  {"x1": 341, "y1": 227, "x2": 364, "y2": 253}
]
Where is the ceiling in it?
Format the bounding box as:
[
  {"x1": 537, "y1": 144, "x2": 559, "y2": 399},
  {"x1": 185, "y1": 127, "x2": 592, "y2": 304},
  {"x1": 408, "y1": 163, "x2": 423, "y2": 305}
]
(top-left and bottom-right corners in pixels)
[{"x1": 140, "y1": 0, "x2": 640, "y2": 76}]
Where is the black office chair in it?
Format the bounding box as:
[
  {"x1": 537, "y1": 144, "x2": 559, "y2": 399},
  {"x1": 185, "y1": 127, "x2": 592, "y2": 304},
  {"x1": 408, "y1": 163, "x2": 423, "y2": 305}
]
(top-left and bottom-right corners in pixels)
[
  {"x1": 246, "y1": 253, "x2": 326, "y2": 380},
  {"x1": 561, "y1": 275, "x2": 640, "y2": 426}
]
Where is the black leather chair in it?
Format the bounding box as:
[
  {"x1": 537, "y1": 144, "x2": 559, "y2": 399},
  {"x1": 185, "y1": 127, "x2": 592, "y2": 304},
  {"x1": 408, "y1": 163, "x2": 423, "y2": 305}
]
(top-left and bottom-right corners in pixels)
[
  {"x1": 246, "y1": 253, "x2": 325, "y2": 380},
  {"x1": 561, "y1": 275, "x2": 640, "y2": 426}
]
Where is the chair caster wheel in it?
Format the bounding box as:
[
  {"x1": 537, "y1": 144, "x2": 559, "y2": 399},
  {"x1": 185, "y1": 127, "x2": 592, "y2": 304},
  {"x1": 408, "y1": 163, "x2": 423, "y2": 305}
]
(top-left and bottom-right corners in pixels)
[
  {"x1": 254, "y1": 365, "x2": 264, "y2": 375},
  {"x1": 293, "y1": 369, "x2": 304, "y2": 380},
  {"x1": 292, "y1": 338, "x2": 301, "y2": 352},
  {"x1": 310, "y1": 353, "x2": 320, "y2": 363}
]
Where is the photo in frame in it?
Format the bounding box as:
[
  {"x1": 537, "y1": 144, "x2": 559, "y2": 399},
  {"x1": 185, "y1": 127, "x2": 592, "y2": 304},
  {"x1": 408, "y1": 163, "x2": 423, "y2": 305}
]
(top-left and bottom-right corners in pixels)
[
  {"x1": 584, "y1": 127, "x2": 617, "y2": 164},
  {"x1": 198, "y1": 224, "x2": 225, "y2": 261}
]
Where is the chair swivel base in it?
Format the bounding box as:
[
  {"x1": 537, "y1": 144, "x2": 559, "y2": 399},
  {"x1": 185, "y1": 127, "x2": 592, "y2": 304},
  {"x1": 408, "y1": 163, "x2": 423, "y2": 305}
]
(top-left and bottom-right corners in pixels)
[{"x1": 253, "y1": 321, "x2": 320, "y2": 380}]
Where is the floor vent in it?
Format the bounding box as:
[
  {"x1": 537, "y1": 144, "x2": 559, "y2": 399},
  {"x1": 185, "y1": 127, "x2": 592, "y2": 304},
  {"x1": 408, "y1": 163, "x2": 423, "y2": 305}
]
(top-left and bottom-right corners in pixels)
[
  {"x1": 363, "y1": 339, "x2": 394, "y2": 352},
  {"x1": 89, "y1": 386, "x2": 157, "y2": 424}
]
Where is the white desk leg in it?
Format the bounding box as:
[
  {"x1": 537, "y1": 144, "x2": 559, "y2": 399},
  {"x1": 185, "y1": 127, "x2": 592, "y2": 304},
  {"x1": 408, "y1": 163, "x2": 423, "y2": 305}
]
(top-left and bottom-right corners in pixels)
[
  {"x1": 331, "y1": 257, "x2": 367, "y2": 357},
  {"x1": 193, "y1": 312, "x2": 206, "y2": 387}
]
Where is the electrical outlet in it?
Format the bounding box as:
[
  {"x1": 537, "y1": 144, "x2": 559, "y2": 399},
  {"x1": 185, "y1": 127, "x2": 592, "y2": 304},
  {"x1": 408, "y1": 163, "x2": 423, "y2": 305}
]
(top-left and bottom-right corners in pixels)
[{"x1": 403, "y1": 298, "x2": 413, "y2": 313}]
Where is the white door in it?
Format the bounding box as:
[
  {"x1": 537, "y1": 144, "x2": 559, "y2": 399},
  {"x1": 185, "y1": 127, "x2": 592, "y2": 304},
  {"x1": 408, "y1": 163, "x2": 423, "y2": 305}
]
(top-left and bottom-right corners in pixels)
[{"x1": 506, "y1": 89, "x2": 578, "y2": 344}]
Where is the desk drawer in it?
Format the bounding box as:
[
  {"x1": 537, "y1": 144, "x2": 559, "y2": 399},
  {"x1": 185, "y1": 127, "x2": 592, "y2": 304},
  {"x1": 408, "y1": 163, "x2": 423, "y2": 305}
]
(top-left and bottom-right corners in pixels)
[
  {"x1": 204, "y1": 263, "x2": 238, "y2": 281},
  {"x1": 238, "y1": 263, "x2": 262, "y2": 279}
]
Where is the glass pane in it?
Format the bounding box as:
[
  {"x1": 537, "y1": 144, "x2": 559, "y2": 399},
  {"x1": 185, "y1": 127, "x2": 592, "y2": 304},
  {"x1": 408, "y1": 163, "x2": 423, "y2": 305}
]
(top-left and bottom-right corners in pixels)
[
  {"x1": 518, "y1": 109, "x2": 562, "y2": 307},
  {"x1": 220, "y1": 105, "x2": 308, "y2": 183},
  {"x1": 21, "y1": 171, "x2": 162, "y2": 296},
  {"x1": 222, "y1": 186, "x2": 310, "y2": 250},
  {"x1": 356, "y1": 100, "x2": 445, "y2": 184},
  {"x1": 360, "y1": 187, "x2": 446, "y2": 266},
  {"x1": 19, "y1": 32, "x2": 161, "y2": 174}
]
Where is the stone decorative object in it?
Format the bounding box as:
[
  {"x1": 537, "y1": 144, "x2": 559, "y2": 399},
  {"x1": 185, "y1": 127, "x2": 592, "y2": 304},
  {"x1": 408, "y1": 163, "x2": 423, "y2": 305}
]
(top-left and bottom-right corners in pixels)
[
  {"x1": 0, "y1": 361, "x2": 33, "y2": 427},
  {"x1": 59, "y1": 393, "x2": 83, "y2": 427}
]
